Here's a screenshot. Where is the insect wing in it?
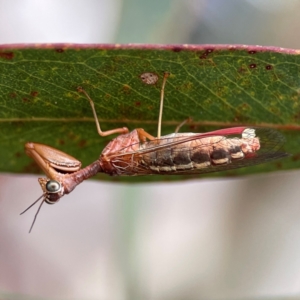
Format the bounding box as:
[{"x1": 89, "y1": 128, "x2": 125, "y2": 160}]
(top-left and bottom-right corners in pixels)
[{"x1": 108, "y1": 127, "x2": 289, "y2": 176}]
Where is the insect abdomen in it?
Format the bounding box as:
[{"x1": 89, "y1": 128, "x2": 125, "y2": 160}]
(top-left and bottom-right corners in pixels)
[{"x1": 141, "y1": 133, "x2": 252, "y2": 173}]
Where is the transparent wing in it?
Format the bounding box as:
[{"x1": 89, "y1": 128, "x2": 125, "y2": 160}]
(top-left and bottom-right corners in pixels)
[{"x1": 108, "y1": 127, "x2": 289, "y2": 176}]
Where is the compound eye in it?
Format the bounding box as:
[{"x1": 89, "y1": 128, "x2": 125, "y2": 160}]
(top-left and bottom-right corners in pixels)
[{"x1": 46, "y1": 180, "x2": 61, "y2": 193}]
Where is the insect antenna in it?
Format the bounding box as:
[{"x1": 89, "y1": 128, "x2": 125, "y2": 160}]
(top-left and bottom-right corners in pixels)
[
  {"x1": 20, "y1": 193, "x2": 46, "y2": 233},
  {"x1": 157, "y1": 72, "x2": 169, "y2": 139}
]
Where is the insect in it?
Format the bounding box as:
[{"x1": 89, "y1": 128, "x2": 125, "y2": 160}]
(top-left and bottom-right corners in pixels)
[{"x1": 21, "y1": 72, "x2": 289, "y2": 232}]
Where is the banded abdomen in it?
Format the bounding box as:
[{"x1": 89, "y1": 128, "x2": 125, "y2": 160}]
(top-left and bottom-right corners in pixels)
[
  {"x1": 101, "y1": 128, "x2": 262, "y2": 176},
  {"x1": 140, "y1": 130, "x2": 260, "y2": 173}
]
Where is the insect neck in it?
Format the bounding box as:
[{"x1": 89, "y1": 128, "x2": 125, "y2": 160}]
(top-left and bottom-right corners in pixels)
[{"x1": 62, "y1": 160, "x2": 102, "y2": 194}]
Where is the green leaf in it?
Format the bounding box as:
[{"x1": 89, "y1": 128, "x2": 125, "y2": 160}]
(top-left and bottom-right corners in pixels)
[{"x1": 0, "y1": 44, "x2": 298, "y2": 182}]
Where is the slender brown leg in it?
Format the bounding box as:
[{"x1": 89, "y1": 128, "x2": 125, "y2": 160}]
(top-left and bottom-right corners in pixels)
[
  {"x1": 136, "y1": 128, "x2": 156, "y2": 142},
  {"x1": 175, "y1": 117, "x2": 193, "y2": 133},
  {"x1": 157, "y1": 72, "x2": 170, "y2": 139},
  {"x1": 78, "y1": 87, "x2": 129, "y2": 137}
]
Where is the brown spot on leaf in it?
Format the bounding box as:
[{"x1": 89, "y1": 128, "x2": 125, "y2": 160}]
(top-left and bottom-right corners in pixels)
[
  {"x1": 237, "y1": 67, "x2": 247, "y2": 74},
  {"x1": 239, "y1": 103, "x2": 251, "y2": 111},
  {"x1": 104, "y1": 93, "x2": 111, "y2": 100},
  {"x1": 55, "y1": 48, "x2": 64, "y2": 53},
  {"x1": 265, "y1": 65, "x2": 273, "y2": 70},
  {"x1": 140, "y1": 72, "x2": 158, "y2": 85},
  {"x1": 199, "y1": 49, "x2": 213, "y2": 59},
  {"x1": 122, "y1": 84, "x2": 131, "y2": 94},
  {"x1": 30, "y1": 91, "x2": 39, "y2": 97},
  {"x1": 248, "y1": 50, "x2": 257, "y2": 54},
  {"x1": 292, "y1": 153, "x2": 300, "y2": 161},
  {"x1": 269, "y1": 106, "x2": 280, "y2": 115},
  {"x1": 135, "y1": 101, "x2": 141, "y2": 107},
  {"x1": 78, "y1": 139, "x2": 87, "y2": 148},
  {"x1": 58, "y1": 139, "x2": 65, "y2": 145},
  {"x1": 293, "y1": 111, "x2": 300, "y2": 120},
  {"x1": 233, "y1": 113, "x2": 250, "y2": 123},
  {"x1": 172, "y1": 47, "x2": 182, "y2": 52},
  {"x1": 15, "y1": 152, "x2": 22, "y2": 158},
  {"x1": 0, "y1": 51, "x2": 14, "y2": 60},
  {"x1": 22, "y1": 97, "x2": 30, "y2": 103},
  {"x1": 198, "y1": 54, "x2": 216, "y2": 67},
  {"x1": 189, "y1": 124, "x2": 197, "y2": 131},
  {"x1": 9, "y1": 92, "x2": 17, "y2": 98},
  {"x1": 249, "y1": 63, "x2": 257, "y2": 69}
]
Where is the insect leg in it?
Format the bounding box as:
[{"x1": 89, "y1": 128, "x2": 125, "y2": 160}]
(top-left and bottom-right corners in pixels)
[
  {"x1": 25, "y1": 142, "x2": 81, "y2": 179},
  {"x1": 175, "y1": 117, "x2": 193, "y2": 133},
  {"x1": 25, "y1": 143, "x2": 61, "y2": 180},
  {"x1": 136, "y1": 128, "x2": 156, "y2": 142},
  {"x1": 157, "y1": 72, "x2": 170, "y2": 139},
  {"x1": 77, "y1": 87, "x2": 129, "y2": 137}
]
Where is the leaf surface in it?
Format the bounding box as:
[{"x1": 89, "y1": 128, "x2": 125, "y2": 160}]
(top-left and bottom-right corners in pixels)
[{"x1": 0, "y1": 44, "x2": 299, "y2": 182}]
